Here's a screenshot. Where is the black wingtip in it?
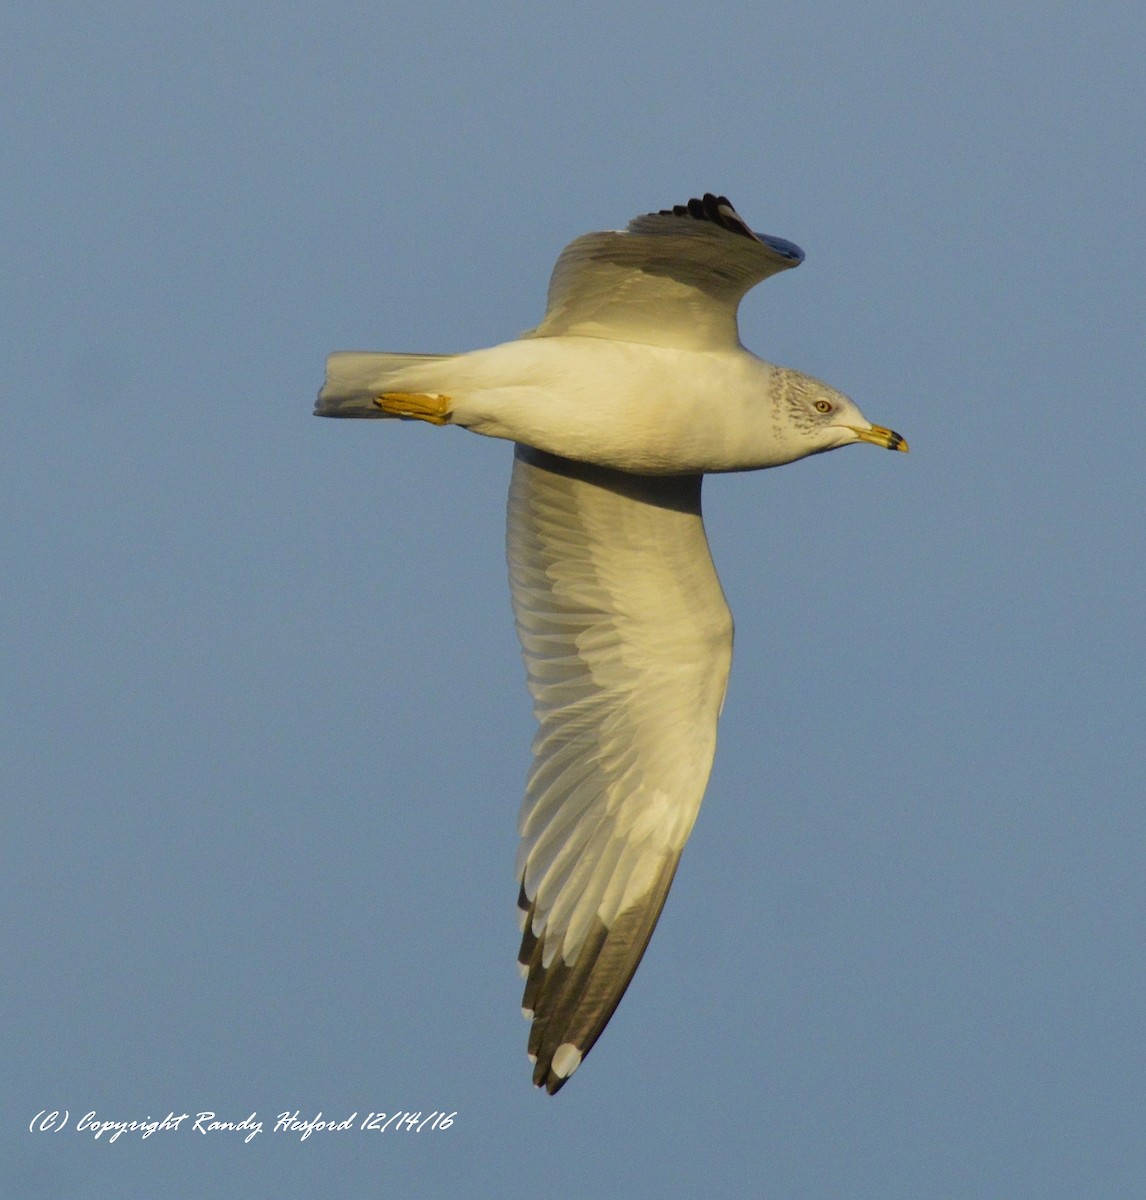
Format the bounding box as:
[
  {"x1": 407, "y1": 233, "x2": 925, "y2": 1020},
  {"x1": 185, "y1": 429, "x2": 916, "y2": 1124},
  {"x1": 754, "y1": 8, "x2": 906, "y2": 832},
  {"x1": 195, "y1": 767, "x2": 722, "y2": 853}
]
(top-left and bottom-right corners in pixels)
[
  {"x1": 541, "y1": 1071, "x2": 571, "y2": 1095},
  {"x1": 655, "y1": 194, "x2": 805, "y2": 265},
  {"x1": 657, "y1": 193, "x2": 757, "y2": 240}
]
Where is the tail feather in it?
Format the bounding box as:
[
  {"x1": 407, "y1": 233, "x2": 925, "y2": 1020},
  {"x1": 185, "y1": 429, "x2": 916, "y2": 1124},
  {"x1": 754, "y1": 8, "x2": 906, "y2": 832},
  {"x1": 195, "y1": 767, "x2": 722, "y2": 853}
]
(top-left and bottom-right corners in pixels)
[{"x1": 315, "y1": 351, "x2": 456, "y2": 417}]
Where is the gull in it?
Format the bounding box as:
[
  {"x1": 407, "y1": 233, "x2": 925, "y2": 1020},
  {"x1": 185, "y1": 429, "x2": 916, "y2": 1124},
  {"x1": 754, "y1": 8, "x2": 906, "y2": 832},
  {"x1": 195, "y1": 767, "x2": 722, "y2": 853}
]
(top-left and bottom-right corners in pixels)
[{"x1": 315, "y1": 194, "x2": 906, "y2": 1093}]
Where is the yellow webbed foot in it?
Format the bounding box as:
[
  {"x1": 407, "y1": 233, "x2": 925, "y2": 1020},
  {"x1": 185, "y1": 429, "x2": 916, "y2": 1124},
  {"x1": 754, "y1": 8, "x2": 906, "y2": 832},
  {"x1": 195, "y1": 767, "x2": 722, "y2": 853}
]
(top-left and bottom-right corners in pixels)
[{"x1": 374, "y1": 392, "x2": 453, "y2": 425}]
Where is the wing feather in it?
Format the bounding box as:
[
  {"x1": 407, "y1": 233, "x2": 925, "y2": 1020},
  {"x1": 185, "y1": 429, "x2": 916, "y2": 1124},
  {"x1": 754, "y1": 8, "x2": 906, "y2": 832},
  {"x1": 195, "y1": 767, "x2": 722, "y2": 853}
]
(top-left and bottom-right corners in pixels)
[
  {"x1": 507, "y1": 444, "x2": 733, "y2": 1092},
  {"x1": 524, "y1": 193, "x2": 804, "y2": 350}
]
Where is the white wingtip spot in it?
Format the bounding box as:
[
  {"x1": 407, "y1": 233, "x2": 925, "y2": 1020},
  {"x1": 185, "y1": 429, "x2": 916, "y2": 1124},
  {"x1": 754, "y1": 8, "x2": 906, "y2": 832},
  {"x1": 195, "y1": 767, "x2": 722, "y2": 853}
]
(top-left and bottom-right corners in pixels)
[
  {"x1": 521, "y1": 1005, "x2": 534, "y2": 1020},
  {"x1": 551, "y1": 1043, "x2": 583, "y2": 1079},
  {"x1": 517, "y1": 960, "x2": 529, "y2": 980}
]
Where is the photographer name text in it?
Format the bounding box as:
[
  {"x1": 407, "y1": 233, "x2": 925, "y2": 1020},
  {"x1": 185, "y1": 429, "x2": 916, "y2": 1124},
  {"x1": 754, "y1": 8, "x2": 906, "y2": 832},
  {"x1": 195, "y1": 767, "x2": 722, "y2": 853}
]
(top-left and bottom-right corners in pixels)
[{"x1": 30, "y1": 1109, "x2": 456, "y2": 1143}]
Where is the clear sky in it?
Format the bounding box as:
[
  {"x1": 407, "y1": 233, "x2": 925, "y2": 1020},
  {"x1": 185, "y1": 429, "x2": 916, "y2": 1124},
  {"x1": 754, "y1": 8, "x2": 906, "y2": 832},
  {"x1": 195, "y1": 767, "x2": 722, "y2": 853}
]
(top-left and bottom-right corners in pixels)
[{"x1": 5, "y1": 3, "x2": 1144, "y2": 1196}]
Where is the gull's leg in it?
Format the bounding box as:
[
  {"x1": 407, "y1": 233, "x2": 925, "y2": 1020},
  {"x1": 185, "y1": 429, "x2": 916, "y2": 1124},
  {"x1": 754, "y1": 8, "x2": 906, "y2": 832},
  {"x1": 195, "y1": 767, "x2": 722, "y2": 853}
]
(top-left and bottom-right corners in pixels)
[{"x1": 374, "y1": 392, "x2": 453, "y2": 425}]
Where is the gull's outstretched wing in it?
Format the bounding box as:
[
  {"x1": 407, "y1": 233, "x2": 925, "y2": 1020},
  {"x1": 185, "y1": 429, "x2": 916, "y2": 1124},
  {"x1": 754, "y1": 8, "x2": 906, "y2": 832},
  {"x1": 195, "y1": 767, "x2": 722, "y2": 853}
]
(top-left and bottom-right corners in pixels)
[
  {"x1": 525, "y1": 193, "x2": 804, "y2": 351},
  {"x1": 507, "y1": 444, "x2": 734, "y2": 1092}
]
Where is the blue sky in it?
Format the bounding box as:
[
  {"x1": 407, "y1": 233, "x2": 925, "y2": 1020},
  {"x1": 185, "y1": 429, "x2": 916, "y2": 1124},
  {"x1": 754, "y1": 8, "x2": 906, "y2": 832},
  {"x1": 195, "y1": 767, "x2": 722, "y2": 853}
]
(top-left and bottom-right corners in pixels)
[{"x1": 5, "y1": 3, "x2": 1144, "y2": 1196}]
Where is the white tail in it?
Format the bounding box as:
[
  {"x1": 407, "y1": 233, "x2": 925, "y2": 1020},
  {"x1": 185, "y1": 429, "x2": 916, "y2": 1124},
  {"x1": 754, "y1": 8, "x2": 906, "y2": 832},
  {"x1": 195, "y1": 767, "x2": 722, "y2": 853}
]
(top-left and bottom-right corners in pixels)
[{"x1": 315, "y1": 351, "x2": 456, "y2": 417}]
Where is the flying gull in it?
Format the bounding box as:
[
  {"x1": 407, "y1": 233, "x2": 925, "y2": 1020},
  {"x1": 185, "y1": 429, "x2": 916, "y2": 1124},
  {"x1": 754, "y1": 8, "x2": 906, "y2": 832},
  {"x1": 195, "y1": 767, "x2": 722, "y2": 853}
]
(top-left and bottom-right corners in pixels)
[{"x1": 315, "y1": 193, "x2": 907, "y2": 1092}]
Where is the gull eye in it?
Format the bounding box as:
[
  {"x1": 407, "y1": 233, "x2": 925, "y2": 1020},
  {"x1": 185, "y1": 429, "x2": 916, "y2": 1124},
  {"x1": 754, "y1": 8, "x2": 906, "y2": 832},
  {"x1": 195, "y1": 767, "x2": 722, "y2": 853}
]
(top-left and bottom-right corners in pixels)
[{"x1": 814, "y1": 399, "x2": 833, "y2": 413}]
